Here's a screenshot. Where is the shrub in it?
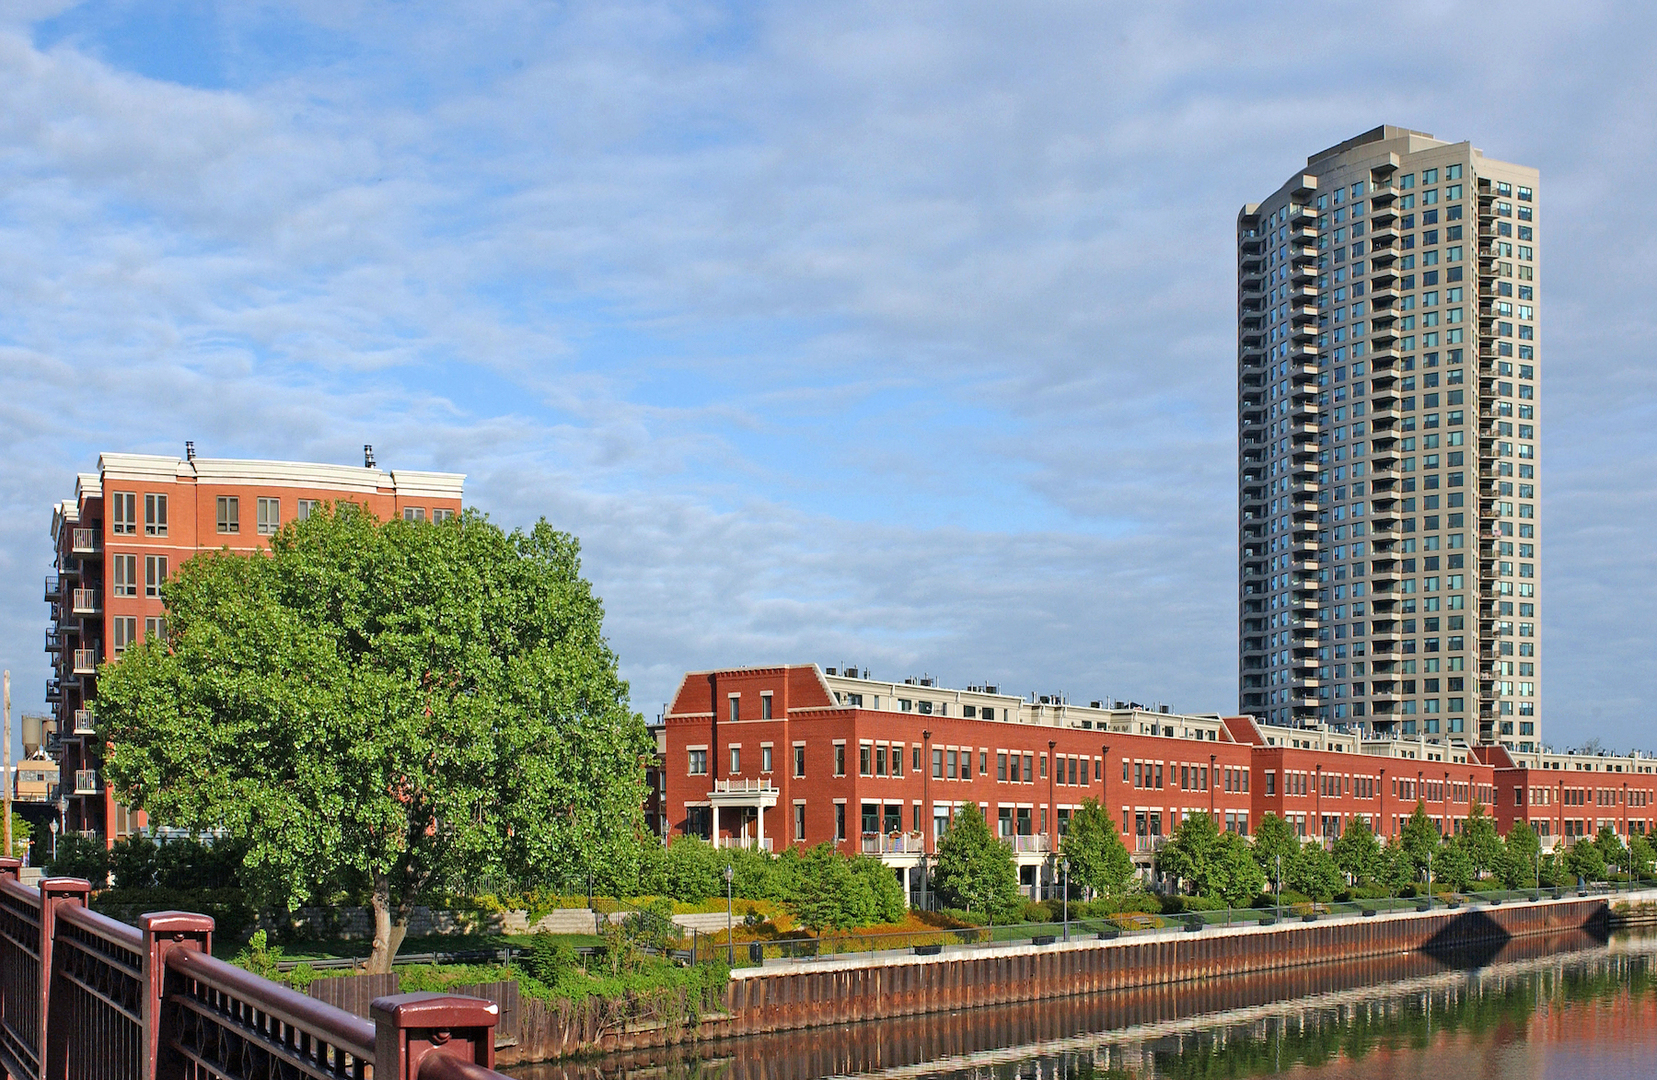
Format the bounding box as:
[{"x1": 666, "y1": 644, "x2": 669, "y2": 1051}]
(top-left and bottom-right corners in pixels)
[
  {"x1": 523, "y1": 931, "x2": 577, "y2": 985},
  {"x1": 49, "y1": 834, "x2": 111, "y2": 885}
]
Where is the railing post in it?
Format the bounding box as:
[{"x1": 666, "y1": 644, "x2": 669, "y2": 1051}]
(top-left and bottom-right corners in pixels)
[
  {"x1": 40, "y1": 877, "x2": 91, "y2": 1080},
  {"x1": 0, "y1": 856, "x2": 20, "y2": 881},
  {"x1": 371, "y1": 993, "x2": 499, "y2": 1080},
  {"x1": 140, "y1": 911, "x2": 214, "y2": 1080}
]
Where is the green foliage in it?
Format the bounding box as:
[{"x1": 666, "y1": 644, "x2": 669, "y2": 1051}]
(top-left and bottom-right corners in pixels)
[
  {"x1": 1399, "y1": 802, "x2": 1440, "y2": 880},
  {"x1": 656, "y1": 837, "x2": 723, "y2": 901},
  {"x1": 1496, "y1": 820, "x2": 1541, "y2": 888},
  {"x1": 1210, "y1": 832, "x2": 1268, "y2": 906},
  {"x1": 49, "y1": 833, "x2": 111, "y2": 884},
  {"x1": 1251, "y1": 813, "x2": 1299, "y2": 883},
  {"x1": 931, "y1": 802, "x2": 1022, "y2": 922},
  {"x1": 1434, "y1": 838, "x2": 1474, "y2": 892},
  {"x1": 1594, "y1": 826, "x2": 1629, "y2": 876},
  {"x1": 231, "y1": 930, "x2": 284, "y2": 981},
  {"x1": 1331, "y1": 817, "x2": 1380, "y2": 884},
  {"x1": 8, "y1": 814, "x2": 32, "y2": 860},
  {"x1": 622, "y1": 898, "x2": 680, "y2": 954},
  {"x1": 111, "y1": 834, "x2": 158, "y2": 889},
  {"x1": 784, "y1": 843, "x2": 904, "y2": 932},
  {"x1": 93, "y1": 504, "x2": 650, "y2": 971},
  {"x1": 524, "y1": 930, "x2": 578, "y2": 984},
  {"x1": 1061, "y1": 799, "x2": 1136, "y2": 898},
  {"x1": 1459, "y1": 804, "x2": 1501, "y2": 879},
  {"x1": 1374, "y1": 836, "x2": 1415, "y2": 893},
  {"x1": 1629, "y1": 832, "x2": 1655, "y2": 880},
  {"x1": 1156, "y1": 812, "x2": 1222, "y2": 895},
  {"x1": 1563, "y1": 837, "x2": 1606, "y2": 884},
  {"x1": 92, "y1": 886, "x2": 256, "y2": 943},
  {"x1": 1286, "y1": 841, "x2": 1342, "y2": 902}
]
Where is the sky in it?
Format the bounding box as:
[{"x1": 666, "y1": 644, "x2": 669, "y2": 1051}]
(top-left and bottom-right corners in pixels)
[{"x1": 1, "y1": 1, "x2": 1654, "y2": 753}]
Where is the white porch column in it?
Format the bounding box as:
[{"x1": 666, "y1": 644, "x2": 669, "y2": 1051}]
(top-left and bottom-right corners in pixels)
[
  {"x1": 712, "y1": 804, "x2": 721, "y2": 848},
  {"x1": 757, "y1": 802, "x2": 765, "y2": 850}
]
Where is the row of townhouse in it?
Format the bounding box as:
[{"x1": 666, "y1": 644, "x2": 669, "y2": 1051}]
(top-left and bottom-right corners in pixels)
[{"x1": 659, "y1": 665, "x2": 1657, "y2": 896}]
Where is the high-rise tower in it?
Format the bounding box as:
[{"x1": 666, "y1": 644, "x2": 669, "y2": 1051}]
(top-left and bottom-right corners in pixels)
[{"x1": 1237, "y1": 126, "x2": 1541, "y2": 751}]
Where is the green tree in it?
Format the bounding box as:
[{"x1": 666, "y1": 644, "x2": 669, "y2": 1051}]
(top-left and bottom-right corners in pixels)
[
  {"x1": 95, "y1": 504, "x2": 650, "y2": 972},
  {"x1": 1399, "y1": 802, "x2": 1440, "y2": 881},
  {"x1": 1375, "y1": 835, "x2": 1414, "y2": 894},
  {"x1": 49, "y1": 833, "x2": 111, "y2": 884},
  {"x1": 785, "y1": 843, "x2": 901, "y2": 932},
  {"x1": 849, "y1": 854, "x2": 906, "y2": 925},
  {"x1": 1287, "y1": 840, "x2": 1343, "y2": 901},
  {"x1": 932, "y1": 802, "x2": 1021, "y2": 921},
  {"x1": 1434, "y1": 837, "x2": 1473, "y2": 892},
  {"x1": 1251, "y1": 813, "x2": 1300, "y2": 888},
  {"x1": 1628, "y1": 831, "x2": 1655, "y2": 882},
  {"x1": 1331, "y1": 818, "x2": 1381, "y2": 884},
  {"x1": 1061, "y1": 799, "x2": 1136, "y2": 898},
  {"x1": 659, "y1": 837, "x2": 721, "y2": 901},
  {"x1": 1156, "y1": 813, "x2": 1224, "y2": 898},
  {"x1": 1562, "y1": 836, "x2": 1605, "y2": 885},
  {"x1": 1594, "y1": 826, "x2": 1629, "y2": 879},
  {"x1": 1496, "y1": 820, "x2": 1541, "y2": 889},
  {"x1": 111, "y1": 834, "x2": 159, "y2": 889},
  {"x1": 1210, "y1": 832, "x2": 1268, "y2": 907},
  {"x1": 1459, "y1": 804, "x2": 1501, "y2": 881},
  {"x1": 8, "y1": 813, "x2": 33, "y2": 862}
]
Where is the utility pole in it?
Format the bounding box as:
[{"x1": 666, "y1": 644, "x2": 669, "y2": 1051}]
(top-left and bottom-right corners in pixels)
[{"x1": 4, "y1": 669, "x2": 11, "y2": 861}]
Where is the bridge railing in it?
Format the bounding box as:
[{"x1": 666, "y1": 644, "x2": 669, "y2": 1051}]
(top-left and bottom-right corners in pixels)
[{"x1": 0, "y1": 859, "x2": 513, "y2": 1080}]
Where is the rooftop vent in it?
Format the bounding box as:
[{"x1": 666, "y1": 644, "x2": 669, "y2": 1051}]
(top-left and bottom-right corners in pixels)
[
  {"x1": 185, "y1": 440, "x2": 196, "y2": 462},
  {"x1": 1160, "y1": 704, "x2": 1171, "y2": 714},
  {"x1": 825, "y1": 667, "x2": 837, "y2": 676},
  {"x1": 364, "y1": 444, "x2": 376, "y2": 468},
  {"x1": 984, "y1": 685, "x2": 998, "y2": 695},
  {"x1": 1090, "y1": 701, "x2": 1102, "y2": 709}
]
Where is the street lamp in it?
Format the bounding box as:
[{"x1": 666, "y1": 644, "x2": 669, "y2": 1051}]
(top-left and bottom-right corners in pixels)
[
  {"x1": 724, "y1": 863, "x2": 735, "y2": 966},
  {"x1": 1061, "y1": 857, "x2": 1070, "y2": 942},
  {"x1": 48, "y1": 818, "x2": 58, "y2": 861}
]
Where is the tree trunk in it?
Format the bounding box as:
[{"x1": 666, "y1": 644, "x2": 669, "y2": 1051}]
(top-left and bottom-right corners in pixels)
[{"x1": 368, "y1": 873, "x2": 409, "y2": 974}]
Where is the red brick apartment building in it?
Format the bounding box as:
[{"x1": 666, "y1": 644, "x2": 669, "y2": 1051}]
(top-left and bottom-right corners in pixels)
[
  {"x1": 662, "y1": 665, "x2": 1657, "y2": 896},
  {"x1": 44, "y1": 447, "x2": 464, "y2": 843}
]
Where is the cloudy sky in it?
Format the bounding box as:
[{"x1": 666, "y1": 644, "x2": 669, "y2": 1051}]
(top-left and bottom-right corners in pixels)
[{"x1": 2, "y1": 1, "x2": 1653, "y2": 751}]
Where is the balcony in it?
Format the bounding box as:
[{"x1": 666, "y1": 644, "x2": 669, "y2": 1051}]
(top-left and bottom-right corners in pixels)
[
  {"x1": 45, "y1": 575, "x2": 62, "y2": 602},
  {"x1": 714, "y1": 836, "x2": 772, "y2": 851},
  {"x1": 71, "y1": 588, "x2": 100, "y2": 615},
  {"x1": 1001, "y1": 834, "x2": 1051, "y2": 853},
  {"x1": 73, "y1": 769, "x2": 100, "y2": 795},
  {"x1": 73, "y1": 709, "x2": 95, "y2": 735},
  {"x1": 72, "y1": 647, "x2": 99, "y2": 676},
  {"x1": 71, "y1": 528, "x2": 100, "y2": 554},
  {"x1": 44, "y1": 628, "x2": 62, "y2": 653},
  {"x1": 862, "y1": 832, "x2": 926, "y2": 855},
  {"x1": 45, "y1": 679, "x2": 62, "y2": 704}
]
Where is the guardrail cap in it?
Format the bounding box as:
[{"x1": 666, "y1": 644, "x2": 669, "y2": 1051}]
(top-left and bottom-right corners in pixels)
[{"x1": 371, "y1": 993, "x2": 500, "y2": 1029}]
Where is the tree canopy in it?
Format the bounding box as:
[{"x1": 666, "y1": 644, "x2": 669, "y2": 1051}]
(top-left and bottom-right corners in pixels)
[
  {"x1": 96, "y1": 503, "x2": 651, "y2": 972},
  {"x1": 1061, "y1": 799, "x2": 1136, "y2": 898},
  {"x1": 1331, "y1": 817, "x2": 1380, "y2": 884},
  {"x1": 932, "y1": 802, "x2": 1022, "y2": 921}
]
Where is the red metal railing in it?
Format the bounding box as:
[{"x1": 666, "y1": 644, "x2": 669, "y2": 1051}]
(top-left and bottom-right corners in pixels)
[{"x1": 0, "y1": 860, "x2": 514, "y2": 1080}]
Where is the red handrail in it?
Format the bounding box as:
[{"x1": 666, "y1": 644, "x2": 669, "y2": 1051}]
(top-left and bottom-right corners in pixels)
[
  {"x1": 166, "y1": 947, "x2": 378, "y2": 1062},
  {"x1": 57, "y1": 901, "x2": 145, "y2": 952}
]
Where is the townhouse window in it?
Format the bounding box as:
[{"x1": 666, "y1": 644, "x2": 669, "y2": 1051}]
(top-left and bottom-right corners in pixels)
[
  {"x1": 793, "y1": 744, "x2": 805, "y2": 777},
  {"x1": 112, "y1": 554, "x2": 137, "y2": 597},
  {"x1": 144, "y1": 616, "x2": 167, "y2": 642},
  {"x1": 933, "y1": 749, "x2": 944, "y2": 779},
  {"x1": 432, "y1": 508, "x2": 455, "y2": 522},
  {"x1": 1022, "y1": 754, "x2": 1033, "y2": 783},
  {"x1": 874, "y1": 745, "x2": 886, "y2": 776},
  {"x1": 257, "y1": 497, "x2": 281, "y2": 535},
  {"x1": 761, "y1": 694, "x2": 773, "y2": 720},
  {"x1": 835, "y1": 804, "x2": 846, "y2": 841},
  {"x1": 834, "y1": 744, "x2": 846, "y2": 776},
  {"x1": 860, "y1": 745, "x2": 872, "y2": 776},
  {"x1": 947, "y1": 749, "x2": 959, "y2": 779},
  {"x1": 112, "y1": 616, "x2": 136, "y2": 656},
  {"x1": 296, "y1": 499, "x2": 320, "y2": 521},
  {"x1": 793, "y1": 803, "x2": 805, "y2": 841},
  {"x1": 403, "y1": 507, "x2": 426, "y2": 522},
  {"x1": 980, "y1": 751, "x2": 989, "y2": 777},
  {"x1": 216, "y1": 496, "x2": 239, "y2": 534},
  {"x1": 913, "y1": 746, "x2": 921, "y2": 772},
  {"x1": 997, "y1": 752, "x2": 1008, "y2": 781},
  {"x1": 728, "y1": 696, "x2": 739, "y2": 721},
  {"x1": 687, "y1": 749, "x2": 707, "y2": 775},
  {"x1": 1155, "y1": 764, "x2": 1163, "y2": 788},
  {"x1": 144, "y1": 493, "x2": 168, "y2": 536},
  {"x1": 729, "y1": 746, "x2": 741, "y2": 774},
  {"x1": 112, "y1": 492, "x2": 136, "y2": 535},
  {"x1": 144, "y1": 554, "x2": 168, "y2": 598},
  {"x1": 1039, "y1": 755, "x2": 1047, "y2": 779},
  {"x1": 892, "y1": 745, "x2": 904, "y2": 776}
]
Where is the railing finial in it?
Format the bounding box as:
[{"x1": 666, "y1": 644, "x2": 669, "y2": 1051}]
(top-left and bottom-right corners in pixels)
[{"x1": 372, "y1": 993, "x2": 500, "y2": 1080}]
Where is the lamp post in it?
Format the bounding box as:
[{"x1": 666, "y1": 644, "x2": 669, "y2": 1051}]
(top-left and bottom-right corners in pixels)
[
  {"x1": 724, "y1": 863, "x2": 735, "y2": 966},
  {"x1": 1048, "y1": 740, "x2": 1058, "y2": 878},
  {"x1": 1061, "y1": 857, "x2": 1070, "y2": 942},
  {"x1": 48, "y1": 818, "x2": 58, "y2": 861},
  {"x1": 1275, "y1": 853, "x2": 1282, "y2": 922},
  {"x1": 1426, "y1": 848, "x2": 1434, "y2": 910}
]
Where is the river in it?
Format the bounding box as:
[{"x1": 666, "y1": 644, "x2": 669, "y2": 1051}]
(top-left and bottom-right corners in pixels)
[{"x1": 507, "y1": 925, "x2": 1657, "y2": 1080}]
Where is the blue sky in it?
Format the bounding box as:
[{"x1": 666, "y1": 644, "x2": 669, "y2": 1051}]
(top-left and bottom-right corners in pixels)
[{"x1": 1, "y1": 1, "x2": 1654, "y2": 749}]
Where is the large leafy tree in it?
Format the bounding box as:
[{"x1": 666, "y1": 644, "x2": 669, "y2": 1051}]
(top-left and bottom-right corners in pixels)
[
  {"x1": 932, "y1": 802, "x2": 1022, "y2": 921},
  {"x1": 1459, "y1": 803, "x2": 1501, "y2": 881},
  {"x1": 1251, "y1": 813, "x2": 1299, "y2": 888},
  {"x1": 1061, "y1": 799, "x2": 1136, "y2": 898},
  {"x1": 1287, "y1": 840, "x2": 1343, "y2": 901},
  {"x1": 96, "y1": 504, "x2": 650, "y2": 972},
  {"x1": 1562, "y1": 836, "x2": 1606, "y2": 884},
  {"x1": 1629, "y1": 831, "x2": 1655, "y2": 882},
  {"x1": 1399, "y1": 802, "x2": 1440, "y2": 880},
  {"x1": 1157, "y1": 812, "x2": 1222, "y2": 897},
  {"x1": 1331, "y1": 817, "x2": 1380, "y2": 884},
  {"x1": 1496, "y1": 820, "x2": 1541, "y2": 889},
  {"x1": 1210, "y1": 832, "x2": 1267, "y2": 907}
]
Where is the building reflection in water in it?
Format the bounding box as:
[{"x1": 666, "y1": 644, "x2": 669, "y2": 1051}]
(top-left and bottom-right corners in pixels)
[{"x1": 508, "y1": 928, "x2": 1657, "y2": 1080}]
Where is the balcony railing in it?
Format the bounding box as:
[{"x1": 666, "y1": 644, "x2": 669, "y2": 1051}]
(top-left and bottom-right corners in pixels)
[
  {"x1": 712, "y1": 778, "x2": 777, "y2": 794},
  {"x1": 72, "y1": 648, "x2": 98, "y2": 676},
  {"x1": 73, "y1": 769, "x2": 99, "y2": 795},
  {"x1": 1000, "y1": 834, "x2": 1050, "y2": 853},
  {"x1": 44, "y1": 575, "x2": 61, "y2": 602},
  {"x1": 71, "y1": 588, "x2": 99, "y2": 615},
  {"x1": 70, "y1": 528, "x2": 99, "y2": 553},
  {"x1": 861, "y1": 831, "x2": 926, "y2": 855},
  {"x1": 714, "y1": 836, "x2": 772, "y2": 851},
  {"x1": 72, "y1": 709, "x2": 95, "y2": 735}
]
